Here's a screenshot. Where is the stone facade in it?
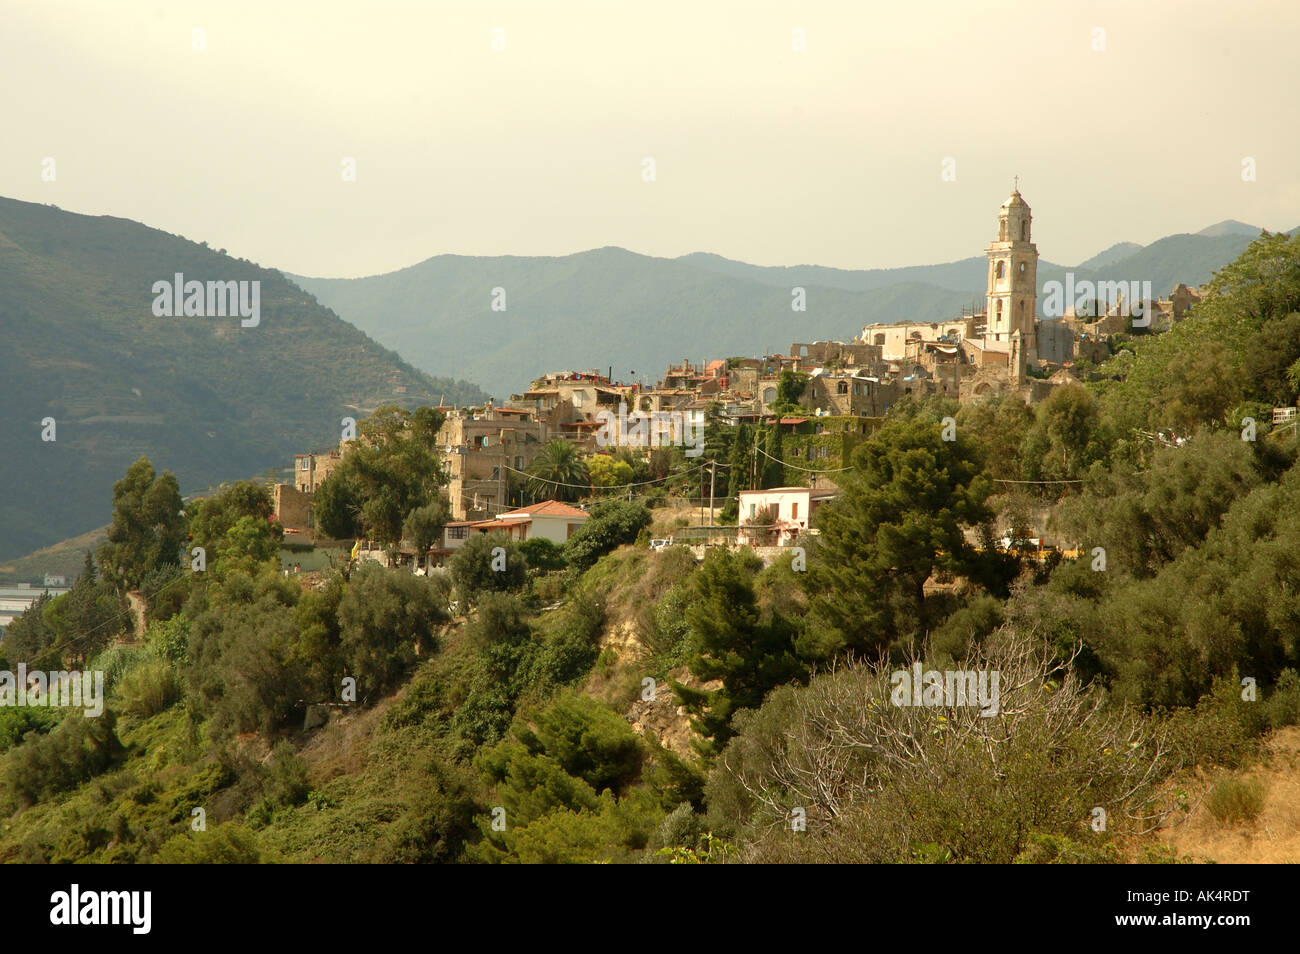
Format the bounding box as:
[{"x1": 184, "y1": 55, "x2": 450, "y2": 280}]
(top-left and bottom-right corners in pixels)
[{"x1": 273, "y1": 483, "x2": 313, "y2": 533}]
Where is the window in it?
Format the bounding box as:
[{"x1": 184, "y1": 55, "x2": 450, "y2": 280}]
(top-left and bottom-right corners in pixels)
[
  {"x1": 514, "y1": 456, "x2": 523, "y2": 470},
  {"x1": 874, "y1": 333, "x2": 885, "y2": 345},
  {"x1": 749, "y1": 504, "x2": 756, "y2": 519},
  {"x1": 490, "y1": 467, "x2": 500, "y2": 480},
  {"x1": 1021, "y1": 221, "x2": 1027, "y2": 240},
  {"x1": 299, "y1": 459, "x2": 309, "y2": 470},
  {"x1": 837, "y1": 381, "x2": 848, "y2": 394},
  {"x1": 791, "y1": 501, "x2": 799, "y2": 520},
  {"x1": 449, "y1": 525, "x2": 468, "y2": 540},
  {"x1": 1019, "y1": 262, "x2": 1026, "y2": 275},
  {"x1": 996, "y1": 261, "x2": 1006, "y2": 279}
]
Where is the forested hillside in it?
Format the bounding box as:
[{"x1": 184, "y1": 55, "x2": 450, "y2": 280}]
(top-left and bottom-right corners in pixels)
[{"x1": 0, "y1": 197, "x2": 486, "y2": 561}]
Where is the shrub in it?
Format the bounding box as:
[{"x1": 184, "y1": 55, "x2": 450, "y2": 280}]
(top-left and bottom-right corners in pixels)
[
  {"x1": 520, "y1": 537, "x2": 567, "y2": 573},
  {"x1": 115, "y1": 660, "x2": 183, "y2": 720},
  {"x1": 146, "y1": 615, "x2": 190, "y2": 666},
  {"x1": 564, "y1": 502, "x2": 652, "y2": 571},
  {"x1": 90, "y1": 645, "x2": 156, "y2": 695},
  {"x1": 152, "y1": 823, "x2": 264, "y2": 863},
  {"x1": 264, "y1": 742, "x2": 311, "y2": 809},
  {"x1": 449, "y1": 532, "x2": 527, "y2": 602},
  {"x1": 4, "y1": 710, "x2": 124, "y2": 807},
  {"x1": 1205, "y1": 777, "x2": 1266, "y2": 825}
]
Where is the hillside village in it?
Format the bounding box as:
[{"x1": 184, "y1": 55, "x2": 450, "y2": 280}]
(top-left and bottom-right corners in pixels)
[
  {"x1": 274, "y1": 189, "x2": 1211, "y2": 565},
  {"x1": 2, "y1": 206, "x2": 1298, "y2": 869}
]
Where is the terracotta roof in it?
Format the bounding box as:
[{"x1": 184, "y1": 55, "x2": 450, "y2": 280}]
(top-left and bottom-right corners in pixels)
[
  {"x1": 501, "y1": 500, "x2": 589, "y2": 518},
  {"x1": 470, "y1": 517, "x2": 532, "y2": 530}
]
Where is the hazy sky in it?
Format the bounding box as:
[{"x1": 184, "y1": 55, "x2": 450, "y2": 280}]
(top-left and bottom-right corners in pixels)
[{"x1": 4, "y1": 0, "x2": 1297, "y2": 277}]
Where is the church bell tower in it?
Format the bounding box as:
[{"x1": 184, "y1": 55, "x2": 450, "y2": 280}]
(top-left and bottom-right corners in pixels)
[{"x1": 985, "y1": 183, "x2": 1038, "y2": 371}]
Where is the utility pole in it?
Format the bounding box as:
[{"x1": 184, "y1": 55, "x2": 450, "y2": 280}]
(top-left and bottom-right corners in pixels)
[{"x1": 708, "y1": 460, "x2": 717, "y2": 529}]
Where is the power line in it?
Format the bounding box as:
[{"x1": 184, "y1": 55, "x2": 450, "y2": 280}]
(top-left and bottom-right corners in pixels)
[
  {"x1": 753, "y1": 442, "x2": 853, "y2": 474},
  {"x1": 991, "y1": 477, "x2": 1084, "y2": 485},
  {"x1": 500, "y1": 458, "x2": 714, "y2": 491}
]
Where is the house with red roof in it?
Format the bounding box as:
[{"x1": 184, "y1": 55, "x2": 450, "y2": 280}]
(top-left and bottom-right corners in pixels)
[{"x1": 456, "y1": 499, "x2": 590, "y2": 546}]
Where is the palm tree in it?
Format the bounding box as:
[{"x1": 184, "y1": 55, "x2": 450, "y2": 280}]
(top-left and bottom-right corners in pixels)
[{"x1": 526, "y1": 440, "x2": 589, "y2": 502}]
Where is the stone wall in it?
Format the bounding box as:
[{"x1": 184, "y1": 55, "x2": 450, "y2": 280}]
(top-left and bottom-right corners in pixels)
[{"x1": 273, "y1": 483, "x2": 313, "y2": 532}]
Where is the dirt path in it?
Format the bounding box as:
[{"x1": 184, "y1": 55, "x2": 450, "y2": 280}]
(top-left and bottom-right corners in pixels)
[{"x1": 125, "y1": 591, "x2": 148, "y2": 639}]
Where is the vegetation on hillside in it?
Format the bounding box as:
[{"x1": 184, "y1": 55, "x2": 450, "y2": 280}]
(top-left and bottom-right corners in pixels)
[{"x1": 3, "y1": 233, "x2": 1300, "y2": 864}]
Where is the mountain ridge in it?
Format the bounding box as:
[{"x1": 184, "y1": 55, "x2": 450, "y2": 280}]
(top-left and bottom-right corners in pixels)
[
  {"x1": 290, "y1": 226, "x2": 1266, "y2": 398},
  {"x1": 0, "y1": 196, "x2": 488, "y2": 561}
]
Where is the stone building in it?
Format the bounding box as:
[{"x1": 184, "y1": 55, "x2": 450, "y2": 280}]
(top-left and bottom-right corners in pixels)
[{"x1": 437, "y1": 403, "x2": 550, "y2": 521}]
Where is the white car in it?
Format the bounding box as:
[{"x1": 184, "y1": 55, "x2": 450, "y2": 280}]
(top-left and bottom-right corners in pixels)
[{"x1": 649, "y1": 539, "x2": 673, "y2": 551}]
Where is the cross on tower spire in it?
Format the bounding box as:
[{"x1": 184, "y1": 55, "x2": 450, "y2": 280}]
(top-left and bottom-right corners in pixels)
[{"x1": 1013, "y1": 175, "x2": 1020, "y2": 192}]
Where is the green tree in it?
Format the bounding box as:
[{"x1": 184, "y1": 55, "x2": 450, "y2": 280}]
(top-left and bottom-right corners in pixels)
[
  {"x1": 563, "y1": 501, "x2": 651, "y2": 571},
  {"x1": 2, "y1": 593, "x2": 56, "y2": 667},
  {"x1": 187, "y1": 482, "x2": 279, "y2": 557},
  {"x1": 719, "y1": 423, "x2": 753, "y2": 522},
  {"x1": 186, "y1": 568, "x2": 308, "y2": 736},
  {"x1": 670, "y1": 548, "x2": 806, "y2": 756},
  {"x1": 527, "y1": 440, "x2": 589, "y2": 502},
  {"x1": 586, "y1": 454, "x2": 635, "y2": 489},
  {"x1": 448, "y1": 532, "x2": 527, "y2": 601},
  {"x1": 313, "y1": 465, "x2": 364, "y2": 540},
  {"x1": 1020, "y1": 384, "x2": 1110, "y2": 484},
  {"x1": 519, "y1": 537, "x2": 566, "y2": 572},
  {"x1": 804, "y1": 416, "x2": 993, "y2": 658},
  {"x1": 212, "y1": 515, "x2": 281, "y2": 579},
  {"x1": 957, "y1": 393, "x2": 1035, "y2": 483},
  {"x1": 314, "y1": 405, "x2": 447, "y2": 547},
  {"x1": 43, "y1": 552, "x2": 124, "y2": 663},
  {"x1": 761, "y1": 426, "x2": 785, "y2": 489},
  {"x1": 98, "y1": 457, "x2": 186, "y2": 592},
  {"x1": 775, "y1": 370, "x2": 809, "y2": 412},
  {"x1": 403, "y1": 498, "x2": 450, "y2": 562},
  {"x1": 338, "y1": 564, "x2": 450, "y2": 697}
]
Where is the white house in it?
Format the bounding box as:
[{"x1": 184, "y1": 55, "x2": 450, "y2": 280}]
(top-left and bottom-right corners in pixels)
[
  {"x1": 460, "y1": 499, "x2": 590, "y2": 546},
  {"x1": 737, "y1": 487, "x2": 837, "y2": 546}
]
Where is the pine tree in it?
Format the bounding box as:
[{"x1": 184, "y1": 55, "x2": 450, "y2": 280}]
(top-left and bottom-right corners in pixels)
[
  {"x1": 670, "y1": 548, "x2": 806, "y2": 757},
  {"x1": 761, "y1": 426, "x2": 785, "y2": 489}
]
